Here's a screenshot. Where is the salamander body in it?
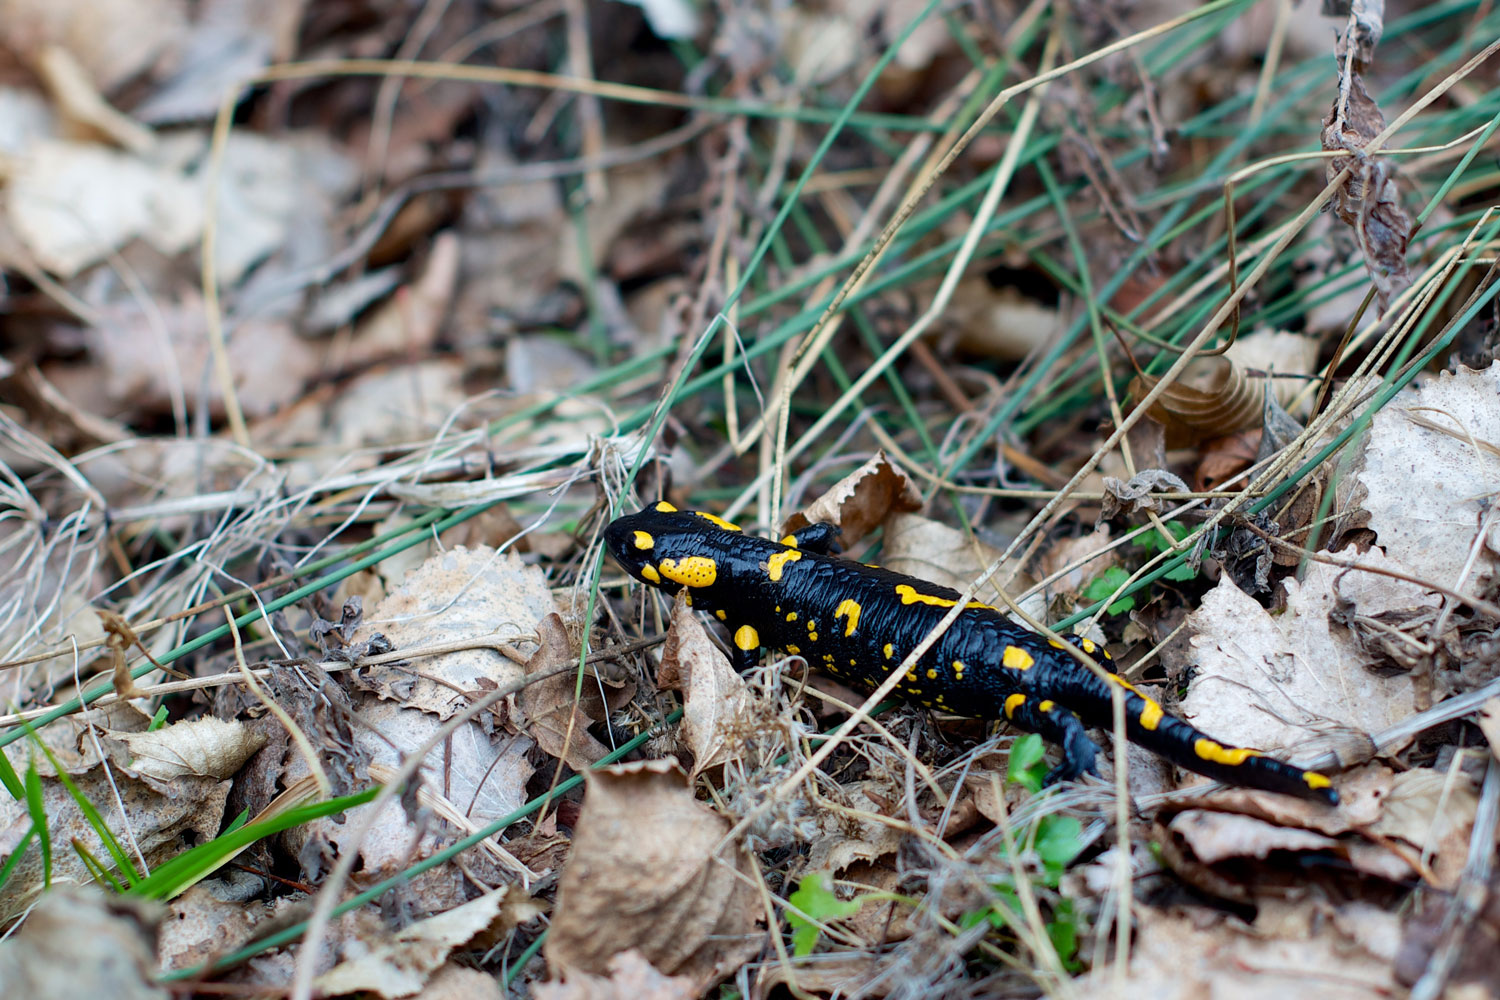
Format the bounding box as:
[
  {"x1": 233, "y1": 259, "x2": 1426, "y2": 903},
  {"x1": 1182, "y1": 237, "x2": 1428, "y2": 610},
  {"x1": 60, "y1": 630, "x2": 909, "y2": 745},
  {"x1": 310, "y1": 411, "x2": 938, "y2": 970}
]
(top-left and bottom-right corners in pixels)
[{"x1": 604, "y1": 502, "x2": 1337, "y2": 804}]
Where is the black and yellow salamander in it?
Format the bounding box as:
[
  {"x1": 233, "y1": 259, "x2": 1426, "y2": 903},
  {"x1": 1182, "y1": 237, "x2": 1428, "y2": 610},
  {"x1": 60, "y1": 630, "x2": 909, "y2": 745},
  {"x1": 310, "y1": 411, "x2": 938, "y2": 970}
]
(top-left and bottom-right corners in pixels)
[{"x1": 604, "y1": 502, "x2": 1337, "y2": 804}]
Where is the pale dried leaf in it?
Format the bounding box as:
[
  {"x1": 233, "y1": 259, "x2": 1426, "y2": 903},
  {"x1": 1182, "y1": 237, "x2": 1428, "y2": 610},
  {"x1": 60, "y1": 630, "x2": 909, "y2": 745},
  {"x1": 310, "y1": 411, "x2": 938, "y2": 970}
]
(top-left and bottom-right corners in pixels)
[
  {"x1": 881, "y1": 512, "x2": 1033, "y2": 610},
  {"x1": 1100, "y1": 468, "x2": 1191, "y2": 520},
  {"x1": 656, "y1": 594, "x2": 751, "y2": 778},
  {"x1": 781, "y1": 450, "x2": 921, "y2": 547},
  {"x1": 1358, "y1": 363, "x2": 1500, "y2": 595},
  {"x1": 807, "y1": 779, "x2": 905, "y2": 873},
  {"x1": 313, "y1": 889, "x2": 521, "y2": 999},
  {"x1": 947, "y1": 278, "x2": 1060, "y2": 360},
  {"x1": 0, "y1": 0, "x2": 187, "y2": 91},
  {"x1": 1182, "y1": 550, "x2": 1417, "y2": 758},
  {"x1": 36, "y1": 45, "x2": 155, "y2": 153},
  {"x1": 119, "y1": 716, "x2": 268, "y2": 780},
  {"x1": 546, "y1": 759, "x2": 763, "y2": 992},
  {"x1": 536, "y1": 949, "x2": 698, "y2": 1000},
  {"x1": 1366, "y1": 767, "x2": 1478, "y2": 890},
  {"x1": 7, "y1": 138, "x2": 201, "y2": 276},
  {"x1": 1167, "y1": 809, "x2": 1341, "y2": 865}
]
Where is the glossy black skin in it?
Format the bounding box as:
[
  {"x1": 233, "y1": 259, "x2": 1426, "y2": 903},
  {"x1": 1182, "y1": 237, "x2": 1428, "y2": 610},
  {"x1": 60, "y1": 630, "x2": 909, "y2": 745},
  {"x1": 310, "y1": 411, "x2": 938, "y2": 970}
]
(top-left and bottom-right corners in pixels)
[{"x1": 605, "y1": 503, "x2": 1338, "y2": 804}]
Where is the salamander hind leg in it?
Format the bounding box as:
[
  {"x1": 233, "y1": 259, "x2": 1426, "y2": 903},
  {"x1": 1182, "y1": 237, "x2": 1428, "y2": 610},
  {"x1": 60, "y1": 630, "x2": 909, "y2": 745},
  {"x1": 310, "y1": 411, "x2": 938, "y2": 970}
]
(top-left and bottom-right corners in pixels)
[{"x1": 1002, "y1": 693, "x2": 1099, "y2": 787}]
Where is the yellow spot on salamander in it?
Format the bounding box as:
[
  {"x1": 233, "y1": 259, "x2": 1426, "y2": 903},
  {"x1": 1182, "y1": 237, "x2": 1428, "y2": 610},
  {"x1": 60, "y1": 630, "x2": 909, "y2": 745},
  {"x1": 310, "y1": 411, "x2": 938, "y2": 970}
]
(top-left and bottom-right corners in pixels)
[
  {"x1": 632, "y1": 531, "x2": 654, "y2": 550},
  {"x1": 654, "y1": 501, "x2": 678, "y2": 512},
  {"x1": 767, "y1": 549, "x2": 802, "y2": 581},
  {"x1": 893, "y1": 584, "x2": 993, "y2": 610},
  {"x1": 658, "y1": 556, "x2": 718, "y2": 588},
  {"x1": 1002, "y1": 646, "x2": 1035, "y2": 670},
  {"x1": 1304, "y1": 771, "x2": 1333, "y2": 791},
  {"x1": 808, "y1": 633, "x2": 819, "y2": 642},
  {"x1": 640, "y1": 565, "x2": 660, "y2": 584},
  {"x1": 1048, "y1": 638, "x2": 1066, "y2": 649},
  {"x1": 780, "y1": 535, "x2": 798, "y2": 547},
  {"x1": 694, "y1": 510, "x2": 742, "y2": 532},
  {"x1": 716, "y1": 609, "x2": 726, "y2": 621},
  {"x1": 1193, "y1": 739, "x2": 1265, "y2": 766},
  {"x1": 1038, "y1": 700, "x2": 1055, "y2": 712},
  {"x1": 1107, "y1": 674, "x2": 1165, "y2": 730},
  {"x1": 1080, "y1": 638, "x2": 1096, "y2": 654},
  {"x1": 734, "y1": 625, "x2": 759, "y2": 651},
  {"x1": 834, "y1": 598, "x2": 862, "y2": 637},
  {"x1": 883, "y1": 643, "x2": 894, "y2": 659},
  {"x1": 786, "y1": 612, "x2": 798, "y2": 622},
  {"x1": 926, "y1": 668, "x2": 938, "y2": 679},
  {"x1": 1004, "y1": 694, "x2": 1026, "y2": 718},
  {"x1": 849, "y1": 658, "x2": 857, "y2": 666},
  {"x1": 906, "y1": 670, "x2": 918, "y2": 682},
  {"x1": 952, "y1": 660, "x2": 965, "y2": 679},
  {"x1": 786, "y1": 644, "x2": 801, "y2": 654}
]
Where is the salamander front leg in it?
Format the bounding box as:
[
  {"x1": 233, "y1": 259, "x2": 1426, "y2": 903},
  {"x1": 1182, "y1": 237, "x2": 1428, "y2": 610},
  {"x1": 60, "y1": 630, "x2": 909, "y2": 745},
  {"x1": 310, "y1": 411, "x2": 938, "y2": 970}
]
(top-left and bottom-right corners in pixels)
[{"x1": 1003, "y1": 693, "x2": 1099, "y2": 786}]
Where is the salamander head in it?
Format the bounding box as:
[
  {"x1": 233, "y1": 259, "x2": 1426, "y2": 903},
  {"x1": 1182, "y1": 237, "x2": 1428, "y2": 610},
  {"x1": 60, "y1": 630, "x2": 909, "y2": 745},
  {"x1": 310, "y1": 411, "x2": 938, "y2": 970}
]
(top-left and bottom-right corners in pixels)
[{"x1": 603, "y1": 501, "x2": 743, "y2": 592}]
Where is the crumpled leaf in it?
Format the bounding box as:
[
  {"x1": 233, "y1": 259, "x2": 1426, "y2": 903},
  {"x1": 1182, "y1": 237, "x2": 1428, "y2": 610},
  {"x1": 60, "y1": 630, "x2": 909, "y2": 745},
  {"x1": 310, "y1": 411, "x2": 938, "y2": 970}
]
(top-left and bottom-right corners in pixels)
[
  {"x1": 117, "y1": 716, "x2": 267, "y2": 781},
  {"x1": 1321, "y1": 71, "x2": 1411, "y2": 312},
  {"x1": 516, "y1": 612, "x2": 610, "y2": 771},
  {"x1": 546, "y1": 759, "x2": 763, "y2": 992},
  {"x1": 1100, "y1": 469, "x2": 1191, "y2": 520},
  {"x1": 780, "y1": 449, "x2": 921, "y2": 548},
  {"x1": 314, "y1": 888, "x2": 538, "y2": 999},
  {"x1": 655, "y1": 593, "x2": 751, "y2": 779},
  {"x1": 881, "y1": 512, "x2": 1033, "y2": 610}
]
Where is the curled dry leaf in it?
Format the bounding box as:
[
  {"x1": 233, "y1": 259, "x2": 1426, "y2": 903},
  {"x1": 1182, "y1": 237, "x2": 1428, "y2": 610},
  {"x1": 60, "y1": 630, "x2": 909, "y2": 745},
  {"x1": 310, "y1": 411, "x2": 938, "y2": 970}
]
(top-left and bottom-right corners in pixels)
[
  {"x1": 118, "y1": 716, "x2": 268, "y2": 781},
  {"x1": 656, "y1": 593, "x2": 751, "y2": 778},
  {"x1": 780, "y1": 449, "x2": 921, "y2": 548},
  {"x1": 1365, "y1": 767, "x2": 1478, "y2": 891},
  {"x1": 1181, "y1": 548, "x2": 1419, "y2": 766},
  {"x1": 314, "y1": 887, "x2": 539, "y2": 999},
  {"x1": 517, "y1": 612, "x2": 611, "y2": 771},
  {"x1": 1358, "y1": 363, "x2": 1500, "y2": 599},
  {"x1": 546, "y1": 758, "x2": 763, "y2": 992},
  {"x1": 535, "y1": 949, "x2": 698, "y2": 1000},
  {"x1": 1321, "y1": 71, "x2": 1412, "y2": 312},
  {"x1": 1129, "y1": 356, "x2": 1266, "y2": 450},
  {"x1": 0, "y1": 886, "x2": 167, "y2": 1000},
  {"x1": 1100, "y1": 468, "x2": 1190, "y2": 520}
]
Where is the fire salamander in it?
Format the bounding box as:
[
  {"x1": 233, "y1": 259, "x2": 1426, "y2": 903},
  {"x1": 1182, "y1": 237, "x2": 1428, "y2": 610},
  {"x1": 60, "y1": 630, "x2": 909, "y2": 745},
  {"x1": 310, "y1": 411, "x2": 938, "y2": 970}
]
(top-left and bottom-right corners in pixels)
[{"x1": 604, "y1": 502, "x2": 1338, "y2": 804}]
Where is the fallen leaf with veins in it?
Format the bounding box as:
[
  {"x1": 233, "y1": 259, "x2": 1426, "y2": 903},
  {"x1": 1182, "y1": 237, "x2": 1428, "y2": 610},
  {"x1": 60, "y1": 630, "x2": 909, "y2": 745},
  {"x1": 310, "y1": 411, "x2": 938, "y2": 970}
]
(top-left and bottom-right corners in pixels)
[
  {"x1": 517, "y1": 612, "x2": 611, "y2": 771},
  {"x1": 546, "y1": 759, "x2": 763, "y2": 991},
  {"x1": 780, "y1": 449, "x2": 921, "y2": 549}
]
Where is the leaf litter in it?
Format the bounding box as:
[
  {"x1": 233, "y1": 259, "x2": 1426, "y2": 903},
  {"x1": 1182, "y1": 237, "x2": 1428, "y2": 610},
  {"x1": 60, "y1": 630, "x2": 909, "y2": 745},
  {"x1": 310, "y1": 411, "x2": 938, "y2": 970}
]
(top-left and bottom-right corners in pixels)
[{"x1": 0, "y1": 0, "x2": 1498, "y2": 997}]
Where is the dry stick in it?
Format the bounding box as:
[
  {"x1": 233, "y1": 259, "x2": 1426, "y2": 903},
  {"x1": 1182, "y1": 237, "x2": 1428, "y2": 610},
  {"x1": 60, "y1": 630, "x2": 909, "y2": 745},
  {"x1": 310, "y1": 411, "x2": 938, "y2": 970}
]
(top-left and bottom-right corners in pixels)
[{"x1": 287, "y1": 654, "x2": 582, "y2": 1000}]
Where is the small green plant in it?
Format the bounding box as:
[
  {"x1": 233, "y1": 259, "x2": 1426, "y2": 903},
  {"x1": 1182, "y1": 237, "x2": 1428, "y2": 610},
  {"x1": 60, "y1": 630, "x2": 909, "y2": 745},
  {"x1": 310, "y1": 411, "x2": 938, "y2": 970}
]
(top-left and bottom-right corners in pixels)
[
  {"x1": 785, "y1": 871, "x2": 865, "y2": 956},
  {"x1": 963, "y1": 734, "x2": 1088, "y2": 970},
  {"x1": 1083, "y1": 523, "x2": 1199, "y2": 616}
]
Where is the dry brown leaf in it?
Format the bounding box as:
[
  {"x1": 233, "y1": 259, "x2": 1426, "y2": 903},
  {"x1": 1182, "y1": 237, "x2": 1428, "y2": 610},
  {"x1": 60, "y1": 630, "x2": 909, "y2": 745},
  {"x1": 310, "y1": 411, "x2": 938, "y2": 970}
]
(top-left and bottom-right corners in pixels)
[
  {"x1": 1167, "y1": 808, "x2": 1341, "y2": 865},
  {"x1": 416, "y1": 965, "x2": 507, "y2": 1000},
  {"x1": 345, "y1": 231, "x2": 459, "y2": 367},
  {"x1": 1181, "y1": 548, "x2": 1418, "y2": 761},
  {"x1": 535, "y1": 949, "x2": 698, "y2": 1000},
  {"x1": 1478, "y1": 698, "x2": 1500, "y2": 760},
  {"x1": 1358, "y1": 363, "x2": 1500, "y2": 598},
  {"x1": 1365, "y1": 767, "x2": 1478, "y2": 890},
  {"x1": 517, "y1": 612, "x2": 611, "y2": 771},
  {"x1": 781, "y1": 449, "x2": 921, "y2": 548},
  {"x1": 6, "y1": 138, "x2": 200, "y2": 276},
  {"x1": 117, "y1": 716, "x2": 267, "y2": 781},
  {"x1": 157, "y1": 883, "x2": 280, "y2": 972},
  {"x1": 946, "y1": 277, "x2": 1061, "y2": 361},
  {"x1": 1093, "y1": 905, "x2": 1397, "y2": 998},
  {"x1": 1129, "y1": 355, "x2": 1266, "y2": 450},
  {"x1": 1321, "y1": 72, "x2": 1412, "y2": 312},
  {"x1": 313, "y1": 888, "x2": 533, "y2": 999},
  {"x1": 546, "y1": 758, "x2": 763, "y2": 992},
  {"x1": 881, "y1": 512, "x2": 1032, "y2": 609},
  {"x1": 1100, "y1": 468, "x2": 1190, "y2": 520},
  {"x1": 0, "y1": 886, "x2": 167, "y2": 999},
  {"x1": 1223, "y1": 329, "x2": 1320, "y2": 418},
  {"x1": 807, "y1": 778, "x2": 905, "y2": 873},
  {"x1": 36, "y1": 44, "x2": 154, "y2": 153},
  {"x1": 656, "y1": 593, "x2": 751, "y2": 778}
]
